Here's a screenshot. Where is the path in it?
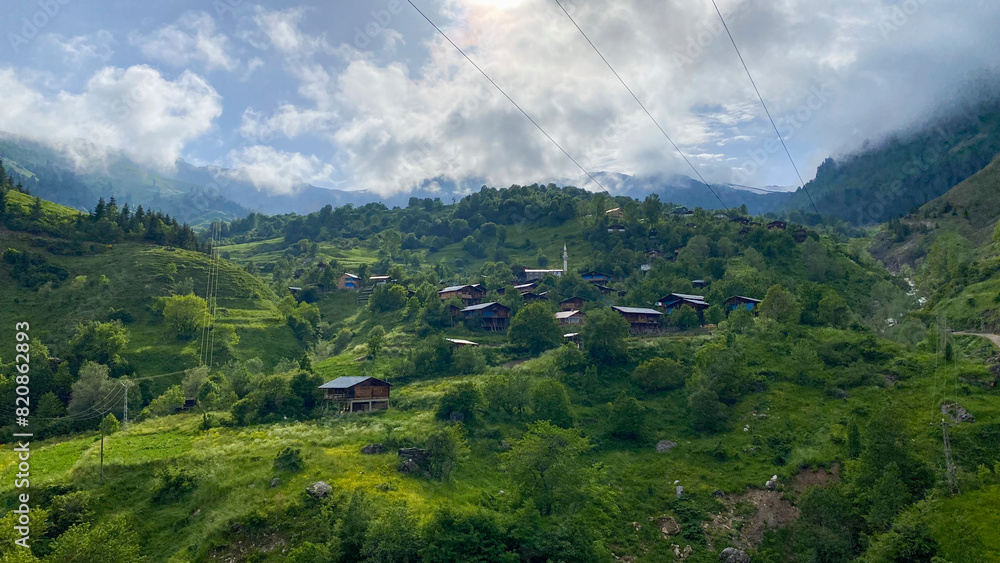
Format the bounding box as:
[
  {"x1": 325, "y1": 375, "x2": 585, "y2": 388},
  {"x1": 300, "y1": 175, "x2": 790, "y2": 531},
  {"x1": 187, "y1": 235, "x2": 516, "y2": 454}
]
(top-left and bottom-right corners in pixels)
[{"x1": 954, "y1": 332, "x2": 1000, "y2": 349}]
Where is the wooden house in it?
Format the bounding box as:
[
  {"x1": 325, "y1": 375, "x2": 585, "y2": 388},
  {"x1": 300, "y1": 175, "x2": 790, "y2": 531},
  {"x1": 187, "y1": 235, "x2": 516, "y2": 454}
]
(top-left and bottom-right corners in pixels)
[
  {"x1": 461, "y1": 302, "x2": 511, "y2": 331},
  {"x1": 656, "y1": 293, "x2": 710, "y2": 314},
  {"x1": 445, "y1": 338, "x2": 479, "y2": 347},
  {"x1": 338, "y1": 273, "x2": 361, "y2": 290},
  {"x1": 514, "y1": 281, "x2": 539, "y2": 294},
  {"x1": 293, "y1": 268, "x2": 305, "y2": 279},
  {"x1": 691, "y1": 279, "x2": 708, "y2": 289},
  {"x1": 730, "y1": 216, "x2": 751, "y2": 225},
  {"x1": 555, "y1": 310, "x2": 586, "y2": 327},
  {"x1": 581, "y1": 271, "x2": 612, "y2": 284},
  {"x1": 607, "y1": 224, "x2": 626, "y2": 233},
  {"x1": 793, "y1": 228, "x2": 809, "y2": 243},
  {"x1": 563, "y1": 332, "x2": 582, "y2": 349},
  {"x1": 369, "y1": 275, "x2": 390, "y2": 285},
  {"x1": 522, "y1": 291, "x2": 549, "y2": 303},
  {"x1": 605, "y1": 207, "x2": 624, "y2": 219},
  {"x1": 560, "y1": 296, "x2": 587, "y2": 311},
  {"x1": 594, "y1": 284, "x2": 616, "y2": 296},
  {"x1": 439, "y1": 284, "x2": 486, "y2": 305},
  {"x1": 445, "y1": 303, "x2": 463, "y2": 325},
  {"x1": 288, "y1": 286, "x2": 302, "y2": 294},
  {"x1": 724, "y1": 296, "x2": 761, "y2": 313},
  {"x1": 523, "y1": 269, "x2": 565, "y2": 281},
  {"x1": 612, "y1": 306, "x2": 663, "y2": 334},
  {"x1": 767, "y1": 220, "x2": 788, "y2": 230},
  {"x1": 319, "y1": 376, "x2": 390, "y2": 413}
]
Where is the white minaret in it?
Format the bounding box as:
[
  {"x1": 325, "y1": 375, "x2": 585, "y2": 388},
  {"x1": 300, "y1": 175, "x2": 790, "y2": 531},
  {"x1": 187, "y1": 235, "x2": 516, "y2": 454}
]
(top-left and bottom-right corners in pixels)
[{"x1": 563, "y1": 244, "x2": 568, "y2": 274}]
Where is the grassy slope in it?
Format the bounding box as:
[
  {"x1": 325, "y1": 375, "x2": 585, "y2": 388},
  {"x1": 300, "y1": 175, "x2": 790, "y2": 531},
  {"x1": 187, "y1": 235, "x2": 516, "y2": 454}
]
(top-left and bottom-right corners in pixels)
[
  {"x1": 3, "y1": 326, "x2": 997, "y2": 562},
  {"x1": 0, "y1": 230, "x2": 303, "y2": 393}
]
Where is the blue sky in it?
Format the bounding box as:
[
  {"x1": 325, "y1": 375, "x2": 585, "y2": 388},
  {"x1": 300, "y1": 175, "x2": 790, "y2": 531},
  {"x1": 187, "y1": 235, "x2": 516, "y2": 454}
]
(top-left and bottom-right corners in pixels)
[{"x1": 2, "y1": 0, "x2": 998, "y2": 196}]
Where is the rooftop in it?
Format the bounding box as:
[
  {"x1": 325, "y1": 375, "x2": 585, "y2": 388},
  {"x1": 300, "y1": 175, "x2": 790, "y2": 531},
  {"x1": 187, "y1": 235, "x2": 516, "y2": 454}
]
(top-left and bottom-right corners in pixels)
[
  {"x1": 319, "y1": 376, "x2": 390, "y2": 389},
  {"x1": 612, "y1": 306, "x2": 663, "y2": 316}
]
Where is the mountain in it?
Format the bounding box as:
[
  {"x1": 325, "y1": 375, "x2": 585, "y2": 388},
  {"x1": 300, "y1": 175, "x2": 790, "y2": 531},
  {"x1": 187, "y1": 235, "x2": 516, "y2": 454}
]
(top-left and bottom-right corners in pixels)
[
  {"x1": 593, "y1": 171, "x2": 792, "y2": 214},
  {"x1": 783, "y1": 97, "x2": 1000, "y2": 225}
]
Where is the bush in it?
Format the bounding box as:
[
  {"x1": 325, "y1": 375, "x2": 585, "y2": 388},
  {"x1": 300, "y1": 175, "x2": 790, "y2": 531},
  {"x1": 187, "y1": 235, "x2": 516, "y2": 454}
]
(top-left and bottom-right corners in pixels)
[
  {"x1": 632, "y1": 358, "x2": 687, "y2": 392},
  {"x1": 436, "y1": 382, "x2": 483, "y2": 424},
  {"x1": 48, "y1": 491, "x2": 94, "y2": 537},
  {"x1": 152, "y1": 467, "x2": 197, "y2": 504},
  {"x1": 608, "y1": 392, "x2": 647, "y2": 442},
  {"x1": 531, "y1": 379, "x2": 574, "y2": 428},
  {"x1": 273, "y1": 447, "x2": 305, "y2": 473}
]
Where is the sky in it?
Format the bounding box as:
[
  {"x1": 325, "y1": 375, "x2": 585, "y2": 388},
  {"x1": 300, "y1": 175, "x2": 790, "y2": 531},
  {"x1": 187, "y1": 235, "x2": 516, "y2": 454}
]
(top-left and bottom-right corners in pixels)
[{"x1": 1, "y1": 0, "x2": 998, "y2": 197}]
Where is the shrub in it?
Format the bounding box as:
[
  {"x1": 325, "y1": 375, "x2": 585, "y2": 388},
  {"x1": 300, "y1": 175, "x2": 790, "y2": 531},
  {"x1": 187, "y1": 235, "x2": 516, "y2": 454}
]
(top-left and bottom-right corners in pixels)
[
  {"x1": 632, "y1": 358, "x2": 688, "y2": 392},
  {"x1": 152, "y1": 467, "x2": 197, "y2": 504},
  {"x1": 273, "y1": 447, "x2": 305, "y2": 473}
]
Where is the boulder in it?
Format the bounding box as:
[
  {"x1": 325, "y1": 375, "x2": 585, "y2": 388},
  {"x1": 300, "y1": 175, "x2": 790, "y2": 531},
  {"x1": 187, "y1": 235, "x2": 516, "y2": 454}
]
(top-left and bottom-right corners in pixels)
[
  {"x1": 675, "y1": 485, "x2": 684, "y2": 498},
  {"x1": 657, "y1": 516, "x2": 681, "y2": 538},
  {"x1": 361, "y1": 443, "x2": 386, "y2": 455},
  {"x1": 941, "y1": 403, "x2": 975, "y2": 423},
  {"x1": 719, "y1": 547, "x2": 751, "y2": 563},
  {"x1": 270, "y1": 478, "x2": 281, "y2": 488},
  {"x1": 306, "y1": 481, "x2": 332, "y2": 498},
  {"x1": 656, "y1": 440, "x2": 677, "y2": 452},
  {"x1": 398, "y1": 458, "x2": 420, "y2": 474},
  {"x1": 765, "y1": 475, "x2": 779, "y2": 490}
]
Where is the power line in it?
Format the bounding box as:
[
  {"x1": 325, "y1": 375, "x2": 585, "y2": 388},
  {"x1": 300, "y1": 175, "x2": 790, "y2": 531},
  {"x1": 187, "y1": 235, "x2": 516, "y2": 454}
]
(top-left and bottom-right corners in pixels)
[
  {"x1": 405, "y1": 0, "x2": 606, "y2": 192},
  {"x1": 551, "y1": 0, "x2": 729, "y2": 211},
  {"x1": 709, "y1": 0, "x2": 822, "y2": 218}
]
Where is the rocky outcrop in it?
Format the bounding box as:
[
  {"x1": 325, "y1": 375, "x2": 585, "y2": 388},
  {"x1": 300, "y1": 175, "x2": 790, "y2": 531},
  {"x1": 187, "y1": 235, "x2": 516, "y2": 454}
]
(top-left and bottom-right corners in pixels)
[
  {"x1": 941, "y1": 402, "x2": 975, "y2": 423},
  {"x1": 306, "y1": 481, "x2": 332, "y2": 498},
  {"x1": 361, "y1": 443, "x2": 386, "y2": 454},
  {"x1": 657, "y1": 440, "x2": 677, "y2": 452},
  {"x1": 719, "y1": 547, "x2": 750, "y2": 563}
]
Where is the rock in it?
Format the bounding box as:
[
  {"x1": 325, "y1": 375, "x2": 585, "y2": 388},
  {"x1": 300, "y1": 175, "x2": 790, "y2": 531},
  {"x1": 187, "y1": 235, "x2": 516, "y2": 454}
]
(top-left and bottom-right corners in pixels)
[
  {"x1": 719, "y1": 547, "x2": 751, "y2": 563},
  {"x1": 631, "y1": 521, "x2": 642, "y2": 530},
  {"x1": 656, "y1": 440, "x2": 677, "y2": 452},
  {"x1": 361, "y1": 443, "x2": 385, "y2": 455},
  {"x1": 765, "y1": 474, "x2": 779, "y2": 490},
  {"x1": 270, "y1": 478, "x2": 281, "y2": 488},
  {"x1": 499, "y1": 439, "x2": 511, "y2": 450},
  {"x1": 832, "y1": 388, "x2": 850, "y2": 400},
  {"x1": 398, "y1": 458, "x2": 420, "y2": 473},
  {"x1": 657, "y1": 516, "x2": 681, "y2": 538},
  {"x1": 306, "y1": 481, "x2": 332, "y2": 498},
  {"x1": 941, "y1": 402, "x2": 976, "y2": 423},
  {"x1": 449, "y1": 411, "x2": 465, "y2": 422},
  {"x1": 713, "y1": 490, "x2": 725, "y2": 498},
  {"x1": 743, "y1": 425, "x2": 750, "y2": 432},
  {"x1": 676, "y1": 485, "x2": 684, "y2": 498},
  {"x1": 673, "y1": 480, "x2": 680, "y2": 485},
  {"x1": 681, "y1": 545, "x2": 692, "y2": 560}
]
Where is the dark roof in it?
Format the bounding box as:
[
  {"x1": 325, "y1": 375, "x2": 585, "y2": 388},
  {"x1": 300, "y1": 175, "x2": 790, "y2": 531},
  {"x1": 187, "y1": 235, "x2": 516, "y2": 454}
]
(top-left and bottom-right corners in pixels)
[
  {"x1": 461, "y1": 302, "x2": 509, "y2": 313},
  {"x1": 440, "y1": 284, "x2": 482, "y2": 294},
  {"x1": 725, "y1": 295, "x2": 762, "y2": 304},
  {"x1": 658, "y1": 293, "x2": 709, "y2": 307},
  {"x1": 319, "y1": 376, "x2": 390, "y2": 389},
  {"x1": 612, "y1": 306, "x2": 663, "y2": 316},
  {"x1": 560, "y1": 296, "x2": 587, "y2": 303}
]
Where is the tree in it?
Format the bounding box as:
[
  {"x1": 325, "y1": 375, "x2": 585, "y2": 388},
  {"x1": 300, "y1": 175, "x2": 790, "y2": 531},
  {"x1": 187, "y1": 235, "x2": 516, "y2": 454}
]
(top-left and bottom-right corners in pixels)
[
  {"x1": 69, "y1": 321, "x2": 130, "y2": 368},
  {"x1": 162, "y1": 294, "x2": 209, "y2": 338},
  {"x1": 760, "y1": 284, "x2": 801, "y2": 324},
  {"x1": 144, "y1": 385, "x2": 186, "y2": 417},
  {"x1": 508, "y1": 303, "x2": 562, "y2": 354},
  {"x1": 608, "y1": 392, "x2": 647, "y2": 442},
  {"x1": 68, "y1": 362, "x2": 115, "y2": 418},
  {"x1": 425, "y1": 426, "x2": 468, "y2": 481},
  {"x1": 483, "y1": 374, "x2": 531, "y2": 418},
  {"x1": 706, "y1": 304, "x2": 725, "y2": 325},
  {"x1": 670, "y1": 305, "x2": 701, "y2": 330},
  {"x1": 631, "y1": 358, "x2": 687, "y2": 392},
  {"x1": 420, "y1": 509, "x2": 517, "y2": 563},
  {"x1": 501, "y1": 421, "x2": 595, "y2": 516},
  {"x1": 436, "y1": 382, "x2": 483, "y2": 424},
  {"x1": 531, "y1": 379, "x2": 574, "y2": 428},
  {"x1": 581, "y1": 309, "x2": 629, "y2": 365},
  {"x1": 362, "y1": 504, "x2": 421, "y2": 563},
  {"x1": 100, "y1": 413, "x2": 120, "y2": 435},
  {"x1": 367, "y1": 325, "x2": 386, "y2": 359},
  {"x1": 688, "y1": 386, "x2": 728, "y2": 433},
  {"x1": 334, "y1": 488, "x2": 374, "y2": 562},
  {"x1": 334, "y1": 328, "x2": 353, "y2": 354},
  {"x1": 45, "y1": 516, "x2": 145, "y2": 563},
  {"x1": 818, "y1": 291, "x2": 851, "y2": 328}
]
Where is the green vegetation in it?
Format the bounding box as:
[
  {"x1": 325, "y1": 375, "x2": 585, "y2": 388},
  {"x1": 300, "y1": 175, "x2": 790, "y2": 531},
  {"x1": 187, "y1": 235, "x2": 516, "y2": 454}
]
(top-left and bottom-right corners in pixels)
[{"x1": 1, "y1": 180, "x2": 998, "y2": 562}]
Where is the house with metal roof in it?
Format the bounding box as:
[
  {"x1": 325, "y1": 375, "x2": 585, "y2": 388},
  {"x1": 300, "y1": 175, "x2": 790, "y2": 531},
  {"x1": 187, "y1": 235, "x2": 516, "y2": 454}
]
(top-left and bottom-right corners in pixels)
[
  {"x1": 656, "y1": 293, "x2": 711, "y2": 313},
  {"x1": 461, "y1": 302, "x2": 511, "y2": 331},
  {"x1": 319, "y1": 376, "x2": 391, "y2": 413},
  {"x1": 611, "y1": 306, "x2": 663, "y2": 334}
]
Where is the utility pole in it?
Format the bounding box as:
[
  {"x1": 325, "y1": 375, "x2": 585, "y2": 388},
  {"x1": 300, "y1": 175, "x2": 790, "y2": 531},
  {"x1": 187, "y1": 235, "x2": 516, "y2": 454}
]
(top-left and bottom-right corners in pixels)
[
  {"x1": 121, "y1": 380, "x2": 130, "y2": 430},
  {"x1": 100, "y1": 426, "x2": 104, "y2": 485},
  {"x1": 932, "y1": 418, "x2": 958, "y2": 495}
]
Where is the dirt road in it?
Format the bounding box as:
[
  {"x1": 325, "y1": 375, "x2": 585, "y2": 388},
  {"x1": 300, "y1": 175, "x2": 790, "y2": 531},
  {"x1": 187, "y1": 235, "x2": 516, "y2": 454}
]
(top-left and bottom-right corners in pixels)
[{"x1": 954, "y1": 332, "x2": 1000, "y2": 349}]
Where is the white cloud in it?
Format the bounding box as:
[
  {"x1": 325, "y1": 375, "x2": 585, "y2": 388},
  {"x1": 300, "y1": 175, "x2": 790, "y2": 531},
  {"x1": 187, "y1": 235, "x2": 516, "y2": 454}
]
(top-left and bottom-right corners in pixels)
[
  {"x1": 42, "y1": 30, "x2": 116, "y2": 65},
  {"x1": 0, "y1": 64, "x2": 222, "y2": 170},
  {"x1": 224, "y1": 145, "x2": 336, "y2": 194},
  {"x1": 131, "y1": 12, "x2": 238, "y2": 72},
  {"x1": 251, "y1": 7, "x2": 333, "y2": 56},
  {"x1": 239, "y1": 105, "x2": 338, "y2": 141}
]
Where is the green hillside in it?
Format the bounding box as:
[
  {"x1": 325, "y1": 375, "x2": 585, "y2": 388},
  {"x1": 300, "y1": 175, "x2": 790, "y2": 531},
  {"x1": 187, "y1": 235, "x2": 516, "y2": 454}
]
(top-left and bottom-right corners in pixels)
[{"x1": 1, "y1": 182, "x2": 999, "y2": 563}]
